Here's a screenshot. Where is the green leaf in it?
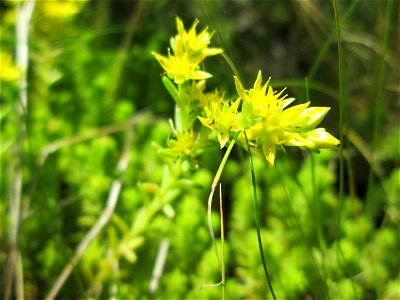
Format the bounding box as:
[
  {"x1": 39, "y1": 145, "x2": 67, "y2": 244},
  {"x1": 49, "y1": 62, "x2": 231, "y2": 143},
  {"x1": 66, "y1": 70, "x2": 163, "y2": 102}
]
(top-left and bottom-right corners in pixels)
[{"x1": 162, "y1": 75, "x2": 181, "y2": 105}]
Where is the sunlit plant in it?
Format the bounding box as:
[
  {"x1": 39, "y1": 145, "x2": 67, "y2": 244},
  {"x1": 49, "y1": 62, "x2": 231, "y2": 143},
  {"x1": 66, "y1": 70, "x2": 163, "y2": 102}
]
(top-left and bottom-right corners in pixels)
[
  {"x1": 153, "y1": 17, "x2": 339, "y2": 166},
  {"x1": 1, "y1": 1, "x2": 397, "y2": 299},
  {"x1": 152, "y1": 16, "x2": 340, "y2": 298}
]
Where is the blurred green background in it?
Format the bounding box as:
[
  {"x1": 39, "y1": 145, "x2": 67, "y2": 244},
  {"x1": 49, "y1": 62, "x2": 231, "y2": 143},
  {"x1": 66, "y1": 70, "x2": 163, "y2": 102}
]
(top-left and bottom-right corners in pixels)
[{"x1": 1, "y1": 0, "x2": 399, "y2": 299}]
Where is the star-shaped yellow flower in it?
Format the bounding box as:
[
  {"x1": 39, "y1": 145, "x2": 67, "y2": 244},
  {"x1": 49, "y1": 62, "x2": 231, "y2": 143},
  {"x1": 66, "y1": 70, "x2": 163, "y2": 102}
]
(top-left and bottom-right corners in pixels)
[
  {"x1": 152, "y1": 50, "x2": 213, "y2": 84},
  {"x1": 235, "y1": 70, "x2": 340, "y2": 166},
  {"x1": 198, "y1": 97, "x2": 242, "y2": 148},
  {"x1": 152, "y1": 17, "x2": 222, "y2": 84}
]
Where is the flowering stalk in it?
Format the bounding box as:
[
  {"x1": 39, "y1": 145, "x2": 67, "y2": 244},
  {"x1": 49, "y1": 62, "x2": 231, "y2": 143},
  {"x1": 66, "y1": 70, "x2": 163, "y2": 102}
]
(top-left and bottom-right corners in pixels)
[{"x1": 152, "y1": 16, "x2": 340, "y2": 297}]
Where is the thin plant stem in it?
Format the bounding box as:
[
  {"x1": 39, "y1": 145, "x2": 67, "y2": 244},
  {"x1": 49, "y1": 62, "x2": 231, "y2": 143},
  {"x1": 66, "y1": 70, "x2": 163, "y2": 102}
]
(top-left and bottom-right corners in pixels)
[
  {"x1": 305, "y1": 77, "x2": 326, "y2": 251},
  {"x1": 332, "y1": 0, "x2": 345, "y2": 241},
  {"x1": 243, "y1": 131, "x2": 276, "y2": 300},
  {"x1": 274, "y1": 165, "x2": 330, "y2": 300},
  {"x1": 221, "y1": 52, "x2": 240, "y2": 79},
  {"x1": 366, "y1": 0, "x2": 394, "y2": 214},
  {"x1": 3, "y1": 2, "x2": 35, "y2": 299},
  {"x1": 310, "y1": 153, "x2": 326, "y2": 249},
  {"x1": 205, "y1": 139, "x2": 235, "y2": 288},
  {"x1": 16, "y1": 253, "x2": 24, "y2": 300},
  {"x1": 219, "y1": 184, "x2": 225, "y2": 300},
  {"x1": 332, "y1": 2, "x2": 358, "y2": 298},
  {"x1": 307, "y1": 0, "x2": 361, "y2": 80},
  {"x1": 105, "y1": 0, "x2": 145, "y2": 107},
  {"x1": 149, "y1": 239, "x2": 170, "y2": 294}
]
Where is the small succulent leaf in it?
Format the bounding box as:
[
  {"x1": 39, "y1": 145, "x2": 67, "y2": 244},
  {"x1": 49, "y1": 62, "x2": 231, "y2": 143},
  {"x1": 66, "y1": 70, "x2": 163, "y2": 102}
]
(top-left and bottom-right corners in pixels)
[{"x1": 162, "y1": 76, "x2": 181, "y2": 104}]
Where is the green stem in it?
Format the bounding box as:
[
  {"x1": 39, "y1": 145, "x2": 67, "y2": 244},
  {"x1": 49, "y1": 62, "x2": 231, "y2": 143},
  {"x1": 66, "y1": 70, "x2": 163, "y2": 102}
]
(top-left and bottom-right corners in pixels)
[
  {"x1": 310, "y1": 152, "x2": 327, "y2": 252},
  {"x1": 206, "y1": 139, "x2": 235, "y2": 287},
  {"x1": 274, "y1": 166, "x2": 330, "y2": 300},
  {"x1": 366, "y1": 0, "x2": 394, "y2": 215},
  {"x1": 308, "y1": 0, "x2": 360, "y2": 80},
  {"x1": 305, "y1": 77, "x2": 326, "y2": 251},
  {"x1": 333, "y1": 2, "x2": 358, "y2": 298},
  {"x1": 243, "y1": 131, "x2": 276, "y2": 300},
  {"x1": 332, "y1": 0, "x2": 345, "y2": 241},
  {"x1": 219, "y1": 184, "x2": 225, "y2": 300}
]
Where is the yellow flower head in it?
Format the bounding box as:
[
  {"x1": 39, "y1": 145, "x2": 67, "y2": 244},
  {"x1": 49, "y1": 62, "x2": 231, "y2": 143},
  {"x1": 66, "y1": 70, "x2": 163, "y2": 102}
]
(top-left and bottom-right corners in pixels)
[
  {"x1": 198, "y1": 97, "x2": 242, "y2": 148},
  {"x1": 152, "y1": 17, "x2": 222, "y2": 84},
  {"x1": 0, "y1": 51, "x2": 20, "y2": 82},
  {"x1": 235, "y1": 70, "x2": 340, "y2": 166},
  {"x1": 167, "y1": 129, "x2": 197, "y2": 156},
  {"x1": 152, "y1": 50, "x2": 213, "y2": 84}
]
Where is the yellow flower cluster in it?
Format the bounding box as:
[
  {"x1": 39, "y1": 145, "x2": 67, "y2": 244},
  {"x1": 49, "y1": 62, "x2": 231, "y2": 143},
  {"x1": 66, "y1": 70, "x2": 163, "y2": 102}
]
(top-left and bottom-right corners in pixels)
[
  {"x1": 153, "y1": 17, "x2": 340, "y2": 166},
  {"x1": 152, "y1": 17, "x2": 222, "y2": 84},
  {"x1": 234, "y1": 71, "x2": 340, "y2": 166},
  {"x1": 198, "y1": 97, "x2": 242, "y2": 148}
]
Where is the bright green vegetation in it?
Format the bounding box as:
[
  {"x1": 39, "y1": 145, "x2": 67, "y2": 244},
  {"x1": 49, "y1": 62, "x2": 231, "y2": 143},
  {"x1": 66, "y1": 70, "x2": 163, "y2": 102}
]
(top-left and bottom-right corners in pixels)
[{"x1": 1, "y1": 1, "x2": 399, "y2": 299}]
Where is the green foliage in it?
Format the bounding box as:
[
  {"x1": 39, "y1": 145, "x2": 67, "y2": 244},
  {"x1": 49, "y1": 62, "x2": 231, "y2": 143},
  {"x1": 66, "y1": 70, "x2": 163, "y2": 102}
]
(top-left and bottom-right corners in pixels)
[{"x1": 1, "y1": 1, "x2": 398, "y2": 299}]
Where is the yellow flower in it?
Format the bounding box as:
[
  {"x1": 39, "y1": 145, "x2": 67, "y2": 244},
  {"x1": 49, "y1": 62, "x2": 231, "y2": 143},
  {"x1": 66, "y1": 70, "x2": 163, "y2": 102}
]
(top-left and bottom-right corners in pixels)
[
  {"x1": 167, "y1": 129, "x2": 197, "y2": 156},
  {"x1": 152, "y1": 50, "x2": 212, "y2": 84},
  {"x1": 38, "y1": 0, "x2": 85, "y2": 19},
  {"x1": 152, "y1": 17, "x2": 222, "y2": 84},
  {"x1": 172, "y1": 18, "x2": 223, "y2": 60},
  {"x1": 0, "y1": 51, "x2": 20, "y2": 82},
  {"x1": 236, "y1": 70, "x2": 340, "y2": 166},
  {"x1": 198, "y1": 97, "x2": 242, "y2": 148}
]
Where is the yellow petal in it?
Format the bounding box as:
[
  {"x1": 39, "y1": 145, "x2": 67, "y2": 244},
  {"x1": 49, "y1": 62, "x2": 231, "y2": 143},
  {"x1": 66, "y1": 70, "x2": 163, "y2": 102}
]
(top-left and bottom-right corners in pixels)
[
  {"x1": 289, "y1": 107, "x2": 330, "y2": 131},
  {"x1": 280, "y1": 131, "x2": 315, "y2": 147},
  {"x1": 280, "y1": 97, "x2": 296, "y2": 109},
  {"x1": 303, "y1": 128, "x2": 340, "y2": 148},
  {"x1": 202, "y1": 48, "x2": 223, "y2": 56},
  {"x1": 152, "y1": 52, "x2": 169, "y2": 70},
  {"x1": 189, "y1": 19, "x2": 200, "y2": 36},
  {"x1": 281, "y1": 102, "x2": 310, "y2": 124},
  {"x1": 218, "y1": 131, "x2": 229, "y2": 148},
  {"x1": 254, "y1": 70, "x2": 263, "y2": 91},
  {"x1": 192, "y1": 70, "x2": 213, "y2": 80},
  {"x1": 262, "y1": 142, "x2": 276, "y2": 167},
  {"x1": 198, "y1": 116, "x2": 214, "y2": 130},
  {"x1": 176, "y1": 17, "x2": 186, "y2": 38},
  {"x1": 246, "y1": 123, "x2": 263, "y2": 139},
  {"x1": 228, "y1": 97, "x2": 241, "y2": 115}
]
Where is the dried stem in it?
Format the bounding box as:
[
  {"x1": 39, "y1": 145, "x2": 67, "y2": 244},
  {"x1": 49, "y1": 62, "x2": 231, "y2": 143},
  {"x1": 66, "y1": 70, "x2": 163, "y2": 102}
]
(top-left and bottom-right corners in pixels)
[
  {"x1": 24, "y1": 112, "x2": 153, "y2": 219},
  {"x1": 3, "y1": 2, "x2": 35, "y2": 299},
  {"x1": 207, "y1": 140, "x2": 235, "y2": 274},
  {"x1": 45, "y1": 125, "x2": 135, "y2": 300},
  {"x1": 37, "y1": 112, "x2": 152, "y2": 167},
  {"x1": 149, "y1": 238, "x2": 170, "y2": 294}
]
